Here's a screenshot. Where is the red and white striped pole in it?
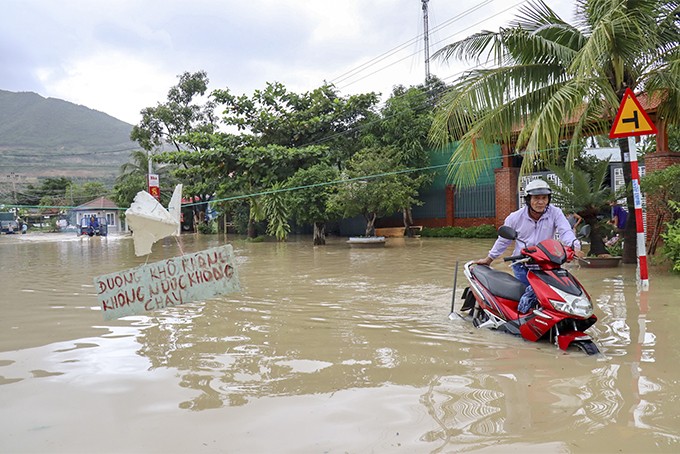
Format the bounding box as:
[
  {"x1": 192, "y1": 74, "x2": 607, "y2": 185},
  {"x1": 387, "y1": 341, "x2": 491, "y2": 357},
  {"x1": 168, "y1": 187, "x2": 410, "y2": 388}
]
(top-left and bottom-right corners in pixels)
[{"x1": 627, "y1": 137, "x2": 649, "y2": 289}]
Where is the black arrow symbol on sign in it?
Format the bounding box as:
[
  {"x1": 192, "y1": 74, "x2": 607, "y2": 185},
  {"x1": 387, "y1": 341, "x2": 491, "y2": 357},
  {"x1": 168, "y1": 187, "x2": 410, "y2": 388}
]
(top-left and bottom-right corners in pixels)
[{"x1": 622, "y1": 110, "x2": 639, "y2": 129}]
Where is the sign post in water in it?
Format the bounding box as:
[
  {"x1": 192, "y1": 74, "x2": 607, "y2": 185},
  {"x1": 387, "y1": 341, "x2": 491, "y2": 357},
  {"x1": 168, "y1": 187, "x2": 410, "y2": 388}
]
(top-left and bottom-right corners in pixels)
[{"x1": 609, "y1": 88, "x2": 657, "y2": 288}]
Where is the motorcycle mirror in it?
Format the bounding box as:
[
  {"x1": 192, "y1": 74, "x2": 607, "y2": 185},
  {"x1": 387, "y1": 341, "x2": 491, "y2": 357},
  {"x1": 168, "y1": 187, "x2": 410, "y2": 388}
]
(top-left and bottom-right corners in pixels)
[
  {"x1": 578, "y1": 224, "x2": 591, "y2": 239},
  {"x1": 498, "y1": 225, "x2": 517, "y2": 240}
]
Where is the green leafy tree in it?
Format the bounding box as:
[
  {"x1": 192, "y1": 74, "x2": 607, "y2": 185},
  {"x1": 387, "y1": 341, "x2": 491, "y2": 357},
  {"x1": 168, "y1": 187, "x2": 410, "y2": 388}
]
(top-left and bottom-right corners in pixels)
[
  {"x1": 362, "y1": 84, "x2": 436, "y2": 227},
  {"x1": 261, "y1": 182, "x2": 290, "y2": 241},
  {"x1": 159, "y1": 82, "x2": 378, "y2": 239},
  {"x1": 212, "y1": 82, "x2": 379, "y2": 167},
  {"x1": 112, "y1": 173, "x2": 146, "y2": 216},
  {"x1": 223, "y1": 144, "x2": 329, "y2": 238},
  {"x1": 66, "y1": 181, "x2": 109, "y2": 206},
  {"x1": 660, "y1": 201, "x2": 680, "y2": 272},
  {"x1": 548, "y1": 161, "x2": 612, "y2": 256},
  {"x1": 131, "y1": 71, "x2": 216, "y2": 153},
  {"x1": 329, "y1": 148, "x2": 422, "y2": 237},
  {"x1": 38, "y1": 195, "x2": 63, "y2": 210},
  {"x1": 19, "y1": 177, "x2": 73, "y2": 206},
  {"x1": 286, "y1": 163, "x2": 340, "y2": 245},
  {"x1": 430, "y1": 0, "x2": 680, "y2": 264},
  {"x1": 131, "y1": 71, "x2": 217, "y2": 224}
]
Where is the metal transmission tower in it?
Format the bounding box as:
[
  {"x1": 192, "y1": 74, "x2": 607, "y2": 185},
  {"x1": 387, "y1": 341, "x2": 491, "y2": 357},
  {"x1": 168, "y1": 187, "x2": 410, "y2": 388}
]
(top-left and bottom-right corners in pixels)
[{"x1": 422, "y1": 0, "x2": 431, "y2": 82}]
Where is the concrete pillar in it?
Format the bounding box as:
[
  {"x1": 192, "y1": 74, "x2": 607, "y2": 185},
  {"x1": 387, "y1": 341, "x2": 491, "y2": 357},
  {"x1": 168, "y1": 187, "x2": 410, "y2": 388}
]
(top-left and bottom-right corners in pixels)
[
  {"x1": 494, "y1": 166, "x2": 520, "y2": 228},
  {"x1": 445, "y1": 185, "x2": 455, "y2": 226}
]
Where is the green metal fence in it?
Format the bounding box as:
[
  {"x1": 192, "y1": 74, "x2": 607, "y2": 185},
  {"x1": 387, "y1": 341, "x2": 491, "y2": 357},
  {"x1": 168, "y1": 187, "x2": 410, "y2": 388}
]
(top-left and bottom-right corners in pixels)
[{"x1": 454, "y1": 183, "x2": 496, "y2": 218}]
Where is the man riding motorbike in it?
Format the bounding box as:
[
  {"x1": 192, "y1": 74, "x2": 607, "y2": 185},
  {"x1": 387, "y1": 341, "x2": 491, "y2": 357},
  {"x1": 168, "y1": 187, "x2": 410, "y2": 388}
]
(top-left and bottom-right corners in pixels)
[{"x1": 474, "y1": 179, "x2": 585, "y2": 312}]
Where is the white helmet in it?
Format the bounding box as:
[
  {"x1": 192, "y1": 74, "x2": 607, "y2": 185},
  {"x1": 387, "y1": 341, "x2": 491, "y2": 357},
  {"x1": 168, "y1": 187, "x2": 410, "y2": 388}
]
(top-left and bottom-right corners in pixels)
[{"x1": 525, "y1": 179, "x2": 552, "y2": 196}]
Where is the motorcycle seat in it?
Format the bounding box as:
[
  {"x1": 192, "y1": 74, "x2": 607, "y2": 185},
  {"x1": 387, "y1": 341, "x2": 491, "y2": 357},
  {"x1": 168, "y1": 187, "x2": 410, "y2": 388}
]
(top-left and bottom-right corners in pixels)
[{"x1": 471, "y1": 265, "x2": 527, "y2": 302}]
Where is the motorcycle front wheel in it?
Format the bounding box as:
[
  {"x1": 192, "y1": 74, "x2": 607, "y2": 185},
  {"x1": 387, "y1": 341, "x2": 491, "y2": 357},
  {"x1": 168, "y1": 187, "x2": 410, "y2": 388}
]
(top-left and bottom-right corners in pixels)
[{"x1": 568, "y1": 340, "x2": 600, "y2": 355}]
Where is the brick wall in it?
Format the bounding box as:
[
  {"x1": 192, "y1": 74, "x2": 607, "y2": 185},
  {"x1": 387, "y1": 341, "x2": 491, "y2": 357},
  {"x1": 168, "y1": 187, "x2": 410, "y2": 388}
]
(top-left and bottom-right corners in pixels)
[
  {"x1": 446, "y1": 185, "x2": 455, "y2": 226},
  {"x1": 494, "y1": 166, "x2": 520, "y2": 228},
  {"x1": 375, "y1": 217, "x2": 494, "y2": 229},
  {"x1": 454, "y1": 217, "x2": 496, "y2": 228}
]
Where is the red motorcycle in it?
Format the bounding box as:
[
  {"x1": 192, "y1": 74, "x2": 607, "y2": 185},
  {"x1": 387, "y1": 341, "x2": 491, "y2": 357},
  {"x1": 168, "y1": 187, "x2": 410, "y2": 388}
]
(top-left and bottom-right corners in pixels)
[{"x1": 458, "y1": 225, "x2": 599, "y2": 354}]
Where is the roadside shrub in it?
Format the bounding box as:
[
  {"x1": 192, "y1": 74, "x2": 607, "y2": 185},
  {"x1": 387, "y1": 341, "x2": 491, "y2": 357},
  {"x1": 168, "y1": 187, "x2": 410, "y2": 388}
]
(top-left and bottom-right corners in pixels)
[
  {"x1": 660, "y1": 202, "x2": 680, "y2": 273},
  {"x1": 197, "y1": 221, "x2": 217, "y2": 234},
  {"x1": 421, "y1": 225, "x2": 497, "y2": 238},
  {"x1": 474, "y1": 225, "x2": 497, "y2": 238}
]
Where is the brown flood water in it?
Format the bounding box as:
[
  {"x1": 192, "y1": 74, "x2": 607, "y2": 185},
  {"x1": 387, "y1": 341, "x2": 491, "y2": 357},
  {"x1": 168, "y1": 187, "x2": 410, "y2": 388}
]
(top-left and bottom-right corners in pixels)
[{"x1": 1, "y1": 232, "x2": 680, "y2": 453}]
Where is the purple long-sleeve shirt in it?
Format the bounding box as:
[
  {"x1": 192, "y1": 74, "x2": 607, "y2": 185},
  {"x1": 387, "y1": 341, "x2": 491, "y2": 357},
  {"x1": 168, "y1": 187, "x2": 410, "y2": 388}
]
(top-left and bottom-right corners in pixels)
[{"x1": 488, "y1": 205, "x2": 580, "y2": 259}]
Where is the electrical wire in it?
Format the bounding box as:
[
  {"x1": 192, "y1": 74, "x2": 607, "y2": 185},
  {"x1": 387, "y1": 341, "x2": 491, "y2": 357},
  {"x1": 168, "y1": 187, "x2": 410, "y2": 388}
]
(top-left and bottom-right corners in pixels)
[
  {"x1": 337, "y1": 0, "x2": 528, "y2": 90},
  {"x1": 330, "y1": 0, "x2": 497, "y2": 86},
  {"x1": 0, "y1": 144, "x2": 567, "y2": 211}
]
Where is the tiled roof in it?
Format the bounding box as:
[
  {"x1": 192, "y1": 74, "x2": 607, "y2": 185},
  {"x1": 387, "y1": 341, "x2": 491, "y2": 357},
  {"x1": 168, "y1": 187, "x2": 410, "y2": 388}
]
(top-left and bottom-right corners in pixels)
[{"x1": 75, "y1": 196, "x2": 119, "y2": 209}]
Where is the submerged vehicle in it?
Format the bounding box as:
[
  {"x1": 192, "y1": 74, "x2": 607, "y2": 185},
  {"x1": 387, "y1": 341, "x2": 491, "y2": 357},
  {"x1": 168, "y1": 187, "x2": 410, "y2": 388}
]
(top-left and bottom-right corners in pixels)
[
  {"x1": 78, "y1": 217, "x2": 108, "y2": 237},
  {"x1": 457, "y1": 225, "x2": 599, "y2": 355}
]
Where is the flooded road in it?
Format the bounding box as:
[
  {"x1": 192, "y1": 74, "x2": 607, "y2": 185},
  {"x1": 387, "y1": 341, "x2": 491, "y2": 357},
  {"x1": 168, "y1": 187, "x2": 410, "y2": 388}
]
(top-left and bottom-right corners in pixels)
[{"x1": 1, "y1": 233, "x2": 680, "y2": 453}]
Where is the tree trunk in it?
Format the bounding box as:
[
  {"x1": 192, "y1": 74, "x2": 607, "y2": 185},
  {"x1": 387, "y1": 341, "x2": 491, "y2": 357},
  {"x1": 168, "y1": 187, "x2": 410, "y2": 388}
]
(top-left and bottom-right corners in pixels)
[
  {"x1": 364, "y1": 212, "x2": 376, "y2": 237},
  {"x1": 313, "y1": 222, "x2": 326, "y2": 245},
  {"x1": 647, "y1": 210, "x2": 666, "y2": 256},
  {"x1": 247, "y1": 218, "x2": 256, "y2": 239},
  {"x1": 402, "y1": 207, "x2": 413, "y2": 227},
  {"x1": 617, "y1": 137, "x2": 638, "y2": 264},
  {"x1": 403, "y1": 207, "x2": 415, "y2": 237},
  {"x1": 586, "y1": 217, "x2": 608, "y2": 257}
]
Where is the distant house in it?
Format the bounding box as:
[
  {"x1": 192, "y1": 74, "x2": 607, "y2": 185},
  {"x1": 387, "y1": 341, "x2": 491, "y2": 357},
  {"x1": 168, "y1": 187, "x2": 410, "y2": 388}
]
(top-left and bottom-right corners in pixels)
[{"x1": 72, "y1": 197, "x2": 124, "y2": 233}]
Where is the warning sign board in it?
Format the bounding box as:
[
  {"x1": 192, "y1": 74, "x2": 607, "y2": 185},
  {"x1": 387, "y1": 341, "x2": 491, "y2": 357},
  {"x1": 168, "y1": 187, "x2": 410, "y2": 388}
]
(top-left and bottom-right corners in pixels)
[
  {"x1": 94, "y1": 245, "x2": 241, "y2": 320},
  {"x1": 609, "y1": 88, "x2": 658, "y2": 138}
]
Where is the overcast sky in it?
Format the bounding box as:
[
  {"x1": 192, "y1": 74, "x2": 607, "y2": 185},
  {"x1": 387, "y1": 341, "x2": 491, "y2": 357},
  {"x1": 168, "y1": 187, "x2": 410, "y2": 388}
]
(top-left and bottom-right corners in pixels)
[{"x1": 1, "y1": 0, "x2": 575, "y2": 125}]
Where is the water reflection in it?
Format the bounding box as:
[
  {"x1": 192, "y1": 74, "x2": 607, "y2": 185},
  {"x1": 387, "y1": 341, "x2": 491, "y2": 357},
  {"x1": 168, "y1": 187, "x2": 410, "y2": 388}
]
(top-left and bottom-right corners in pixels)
[{"x1": 2, "y1": 233, "x2": 680, "y2": 452}]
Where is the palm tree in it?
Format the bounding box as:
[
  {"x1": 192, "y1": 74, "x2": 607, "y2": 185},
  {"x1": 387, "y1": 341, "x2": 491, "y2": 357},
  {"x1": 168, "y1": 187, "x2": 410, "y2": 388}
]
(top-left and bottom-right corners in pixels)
[
  {"x1": 548, "y1": 161, "x2": 612, "y2": 256},
  {"x1": 117, "y1": 150, "x2": 175, "y2": 183},
  {"x1": 117, "y1": 150, "x2": 178, "y2": 201},
  {"x1": 430, "y1": 0, "x2": 680, "y2": 263}
]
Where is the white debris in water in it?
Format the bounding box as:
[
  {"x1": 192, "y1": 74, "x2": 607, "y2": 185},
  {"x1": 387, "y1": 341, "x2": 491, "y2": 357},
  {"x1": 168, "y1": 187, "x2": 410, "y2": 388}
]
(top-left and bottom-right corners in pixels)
[{"x1": 125, "y1": 185, "x2": 182, "y2": 256}]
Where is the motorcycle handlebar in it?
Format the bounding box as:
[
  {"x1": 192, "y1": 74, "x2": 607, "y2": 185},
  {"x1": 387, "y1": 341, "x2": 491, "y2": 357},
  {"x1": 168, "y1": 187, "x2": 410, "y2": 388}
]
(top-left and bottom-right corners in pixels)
[{"x1": 503, "y1": 255, "x2": 524, "y2": 262}]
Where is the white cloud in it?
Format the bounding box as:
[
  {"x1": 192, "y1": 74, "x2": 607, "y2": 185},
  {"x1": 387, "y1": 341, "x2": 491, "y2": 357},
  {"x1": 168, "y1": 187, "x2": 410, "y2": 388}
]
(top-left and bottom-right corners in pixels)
[
  {"x1": 1, "y1": 0, "x2": 577, "y2": 125},
  {"x1": 37, "y1": 51, "x2": 176, "y2": 123}
]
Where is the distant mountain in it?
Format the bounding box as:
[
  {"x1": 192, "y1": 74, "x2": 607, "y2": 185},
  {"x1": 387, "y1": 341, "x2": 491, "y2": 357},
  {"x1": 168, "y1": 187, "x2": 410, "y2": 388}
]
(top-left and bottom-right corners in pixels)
[{"x1": 0, "y1": 89, "x2": 137, "y2": 183}]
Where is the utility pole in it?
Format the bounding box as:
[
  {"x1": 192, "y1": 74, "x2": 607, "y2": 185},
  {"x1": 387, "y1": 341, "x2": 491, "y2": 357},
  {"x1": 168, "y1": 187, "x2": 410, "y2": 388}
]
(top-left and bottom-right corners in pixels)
[
  {"x1": 422, "y1": 0, "x2": 431, "y2": 82},
  {"x1": 7, "y1": 172, "x2": 18, "y2": 205}
]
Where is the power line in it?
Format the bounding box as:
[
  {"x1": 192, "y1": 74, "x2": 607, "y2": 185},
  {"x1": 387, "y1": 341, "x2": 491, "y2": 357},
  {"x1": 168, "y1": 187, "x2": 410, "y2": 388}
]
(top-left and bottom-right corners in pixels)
[
  {"x1": 0, "y1": 146, "x2": 138, "y2": 158},
  {"x1": 1, "y1": 145, "x2": 566, "y2": 211},
  {"x1": 330, "y1": 0, "x2": 496, "y2": 86},
  {"x1": 0, "y1": 1, "x2": 527, "y2": 181},
  {"x1": 337, "y1": 0, "x2": 528, "y2": 90}
]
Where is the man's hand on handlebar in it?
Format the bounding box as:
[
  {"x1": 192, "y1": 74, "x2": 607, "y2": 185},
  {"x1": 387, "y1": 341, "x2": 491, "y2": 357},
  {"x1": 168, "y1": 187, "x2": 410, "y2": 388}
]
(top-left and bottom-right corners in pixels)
[
  {"x1": 574, "y1": 248, "x2": 584, "y2": 259},
  {"x1": 474, "y1": 256, "x2": 493, "y2": 266}
]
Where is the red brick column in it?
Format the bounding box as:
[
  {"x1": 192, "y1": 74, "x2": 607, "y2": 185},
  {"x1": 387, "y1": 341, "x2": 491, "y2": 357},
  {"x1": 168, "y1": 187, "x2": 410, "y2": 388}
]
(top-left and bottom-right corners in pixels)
[
  {"x1": 445, "y1": 185, "x2": 455, "y2": 227},
  {"x1": 494, "y1": 166, "x2": 520, "y2": 228},
  {"x1": 643, "y1": 150, "x2": 680, "y2": 243}
]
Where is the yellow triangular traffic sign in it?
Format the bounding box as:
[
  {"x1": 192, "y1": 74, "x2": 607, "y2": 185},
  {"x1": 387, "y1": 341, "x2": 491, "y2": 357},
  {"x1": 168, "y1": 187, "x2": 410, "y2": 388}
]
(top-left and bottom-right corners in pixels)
[{"x1": 609, "y1": 88, "x2": 658, "y2": 138}]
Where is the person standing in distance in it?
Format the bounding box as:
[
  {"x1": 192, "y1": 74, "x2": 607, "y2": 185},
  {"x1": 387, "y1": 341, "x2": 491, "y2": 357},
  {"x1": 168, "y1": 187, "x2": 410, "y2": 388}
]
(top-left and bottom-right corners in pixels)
[
  {"x1": 474, "y1": 179, "x2": 585, "y2": 312},
  {"x1": 607, "y1": 200, "x2": 628, "y2": 233}
]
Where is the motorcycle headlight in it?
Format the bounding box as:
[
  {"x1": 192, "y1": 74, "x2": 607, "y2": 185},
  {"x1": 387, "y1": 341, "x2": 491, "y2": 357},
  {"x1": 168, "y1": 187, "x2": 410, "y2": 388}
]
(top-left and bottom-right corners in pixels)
[{"x1": 548, "y1": 288, "x2": 593, "y2": 318}]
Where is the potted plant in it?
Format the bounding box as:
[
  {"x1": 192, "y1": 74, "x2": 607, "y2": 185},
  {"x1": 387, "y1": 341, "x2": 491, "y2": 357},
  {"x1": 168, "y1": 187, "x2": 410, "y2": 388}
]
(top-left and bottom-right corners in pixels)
[{"x1": 548, "y1": 161, "x2": 620, "y2": 265}]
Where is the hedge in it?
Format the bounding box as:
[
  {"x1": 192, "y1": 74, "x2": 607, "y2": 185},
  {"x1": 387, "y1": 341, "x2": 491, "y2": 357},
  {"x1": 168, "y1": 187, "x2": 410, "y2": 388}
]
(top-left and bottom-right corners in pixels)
[{"x1": 420, "y1": 225, "x2": 497, "y2": 238}]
